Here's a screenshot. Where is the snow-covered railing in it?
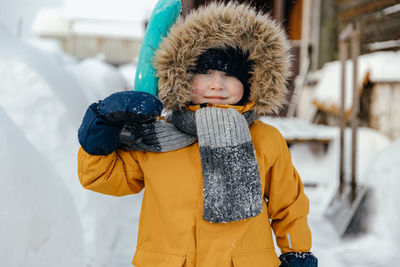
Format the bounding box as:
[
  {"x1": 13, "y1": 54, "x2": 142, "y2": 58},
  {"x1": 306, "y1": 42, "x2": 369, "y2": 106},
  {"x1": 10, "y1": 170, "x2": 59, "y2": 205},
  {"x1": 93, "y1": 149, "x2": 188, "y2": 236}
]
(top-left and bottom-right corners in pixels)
[{"x1": 258, "y1": 117, "x2": 335, "y2": 148}]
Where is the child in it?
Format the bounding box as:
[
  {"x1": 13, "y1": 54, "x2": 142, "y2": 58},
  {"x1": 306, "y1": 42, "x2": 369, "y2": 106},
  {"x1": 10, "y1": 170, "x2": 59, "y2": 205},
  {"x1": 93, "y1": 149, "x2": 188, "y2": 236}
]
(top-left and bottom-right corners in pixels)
[{"x1": 77, "y1": 2, "x2": 317, "y2": 267}]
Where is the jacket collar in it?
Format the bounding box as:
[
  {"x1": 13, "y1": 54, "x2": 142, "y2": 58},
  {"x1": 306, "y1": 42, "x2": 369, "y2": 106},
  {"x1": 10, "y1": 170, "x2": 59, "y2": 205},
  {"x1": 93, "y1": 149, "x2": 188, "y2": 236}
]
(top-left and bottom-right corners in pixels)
[{"x1": 185, "y1": 102, "x2": 256, "y2": 114}]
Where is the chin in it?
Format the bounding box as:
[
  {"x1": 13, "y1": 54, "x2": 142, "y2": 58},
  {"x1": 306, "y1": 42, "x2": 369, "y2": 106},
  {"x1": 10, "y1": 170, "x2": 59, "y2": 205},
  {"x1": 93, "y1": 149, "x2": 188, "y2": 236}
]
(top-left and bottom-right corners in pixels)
[{"x1": 206, "y1": 99, "x2": 231, "y2": 105}]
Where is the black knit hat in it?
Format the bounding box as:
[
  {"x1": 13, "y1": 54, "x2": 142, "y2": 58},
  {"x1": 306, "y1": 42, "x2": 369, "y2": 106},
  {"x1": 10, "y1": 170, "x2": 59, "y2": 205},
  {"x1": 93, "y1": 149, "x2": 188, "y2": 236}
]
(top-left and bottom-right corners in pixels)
[{"x1": 192, "y1": 47, "x2": 254, "y2": 105}]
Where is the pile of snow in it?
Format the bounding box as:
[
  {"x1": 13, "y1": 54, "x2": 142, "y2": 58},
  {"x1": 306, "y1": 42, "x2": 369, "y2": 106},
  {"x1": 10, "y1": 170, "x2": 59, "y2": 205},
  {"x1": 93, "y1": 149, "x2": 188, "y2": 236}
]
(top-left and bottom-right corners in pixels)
[
  {"x1": 0, "y1": 108, "x2": 84, "y2": 267},
  {"x1": 313, "y1": 51, "x2": 400, "y2": 110},
  {"x1": 0, "y1": 57, "x2": 77, "y2": 173},
  {"x1": 364, "y1": 139, "x2": 400, "y2": 244},
  {"x1": 0, "y1": 27, "x2": 142, "y2": 267},
  {"x1": 25, "y1": 37, "x2": 78, "y2": 65},
  {"x1": 0, "y1": 26, "x2": 88, "y2": 127},
  {"x1": 118, "y1": 62, "x2": 138, "y2": 90},
  {"x1": 0, "y1": 0, "x2": 64, "y2": 38},
  {"x1": 306, "y1": 136, "x2": 400, "y2": 267},
  {"x1": 66, "y1": 57, "x2": 129, "y2": 103}
]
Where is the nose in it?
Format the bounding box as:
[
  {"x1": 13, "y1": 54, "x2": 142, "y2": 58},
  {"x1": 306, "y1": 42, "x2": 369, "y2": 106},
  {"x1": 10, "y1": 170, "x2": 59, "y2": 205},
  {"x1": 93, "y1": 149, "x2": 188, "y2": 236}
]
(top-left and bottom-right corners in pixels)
[{"x1": 209, "y1": 73, "x2": 224, "y2": 90}]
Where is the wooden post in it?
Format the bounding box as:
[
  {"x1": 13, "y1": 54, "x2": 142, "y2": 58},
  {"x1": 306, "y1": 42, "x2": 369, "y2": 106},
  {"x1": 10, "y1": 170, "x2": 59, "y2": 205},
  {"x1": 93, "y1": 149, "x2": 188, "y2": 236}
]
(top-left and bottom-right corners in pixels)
[
  {"x1": 300, "y1": 0, "x2": 311, "y2": 71},
  {"x1": 310, "y1": 0, "x2": 321, "y2": 71},
  {"x1": 338, "y1": 37, "x2": 347, "y2": 195},
  {"x1": 273, "y1": 0, "x2": 285, "y2": 23},
  {"x1": 350, "y1": 23, "x2": 360, "y2": 203},
  {"x1": 181, "y1": 0, "x2": 195, "y2": 16},
  {"x1": 338, "y1": 23, "x2": 360, "y2": 201}
]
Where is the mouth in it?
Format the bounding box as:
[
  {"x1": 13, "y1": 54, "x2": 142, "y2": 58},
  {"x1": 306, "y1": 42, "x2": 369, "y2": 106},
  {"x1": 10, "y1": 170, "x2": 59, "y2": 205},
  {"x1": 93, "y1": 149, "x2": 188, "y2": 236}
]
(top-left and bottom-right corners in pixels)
[{"x1": 205, "y1": 96, "x2": 228, "y2": 100}]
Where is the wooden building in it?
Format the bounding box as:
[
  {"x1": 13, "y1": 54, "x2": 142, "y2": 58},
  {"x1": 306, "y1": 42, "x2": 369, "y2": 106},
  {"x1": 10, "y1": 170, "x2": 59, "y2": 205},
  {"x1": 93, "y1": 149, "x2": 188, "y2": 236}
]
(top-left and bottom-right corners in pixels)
[
  {"x1": 338, "y1": 0, "x2": 400, "y2": 55},
  {"x1": 308, "y1": 0, "x2": 400, "y2": 139},
  {"x1": 32, "y1": 8, "x2": 146, "y2": 65}
]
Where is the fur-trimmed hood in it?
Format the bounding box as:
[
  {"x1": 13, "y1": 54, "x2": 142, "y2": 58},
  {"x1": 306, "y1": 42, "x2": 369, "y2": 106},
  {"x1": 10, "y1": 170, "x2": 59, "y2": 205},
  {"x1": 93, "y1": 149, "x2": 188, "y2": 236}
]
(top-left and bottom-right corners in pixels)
[{"x1": 154, "y1": 2, "x2": 291, "y2": 115}]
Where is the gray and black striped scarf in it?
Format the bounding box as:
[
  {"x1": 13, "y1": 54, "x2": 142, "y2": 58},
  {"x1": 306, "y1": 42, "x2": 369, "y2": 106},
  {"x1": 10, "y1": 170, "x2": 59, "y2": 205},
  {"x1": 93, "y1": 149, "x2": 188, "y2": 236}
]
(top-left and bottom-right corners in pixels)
[{"x1": 122, "y1": 107, "x2": 263, "y2": 223}]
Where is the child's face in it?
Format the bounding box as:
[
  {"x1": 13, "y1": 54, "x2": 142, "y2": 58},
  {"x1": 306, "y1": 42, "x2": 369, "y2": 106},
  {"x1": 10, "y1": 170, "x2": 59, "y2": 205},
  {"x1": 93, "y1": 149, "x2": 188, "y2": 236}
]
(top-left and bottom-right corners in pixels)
[{"x1": 191, "y1": 70, "x2": 244, "y2": 105}]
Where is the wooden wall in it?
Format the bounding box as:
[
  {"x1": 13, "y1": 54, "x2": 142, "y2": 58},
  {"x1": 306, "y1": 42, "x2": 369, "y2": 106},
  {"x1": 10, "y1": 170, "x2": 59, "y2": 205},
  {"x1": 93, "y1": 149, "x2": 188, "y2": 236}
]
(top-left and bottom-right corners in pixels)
[
  {"x1": 338, "y1": 0, "x2": 400, "y2": 54},
  {"x1": 369, "y1": 82, "x2": 400, "y2": 139}
]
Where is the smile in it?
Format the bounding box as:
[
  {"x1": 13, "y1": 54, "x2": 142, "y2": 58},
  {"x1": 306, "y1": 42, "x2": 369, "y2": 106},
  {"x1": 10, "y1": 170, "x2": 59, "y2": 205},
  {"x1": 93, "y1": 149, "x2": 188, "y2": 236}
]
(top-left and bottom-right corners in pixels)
[{"x1": 205, "y1": 96, "x2": 228, "y2": 99}]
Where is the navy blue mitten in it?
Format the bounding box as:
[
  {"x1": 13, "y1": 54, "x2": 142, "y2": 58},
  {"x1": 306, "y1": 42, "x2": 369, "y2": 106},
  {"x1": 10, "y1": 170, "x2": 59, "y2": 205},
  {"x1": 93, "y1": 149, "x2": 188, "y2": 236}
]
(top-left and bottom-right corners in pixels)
[
  {"x1": 78, "y1": 91, "x2": 163, "y2": 155},
  {"x1": 279, "y1": 252, "x2": 318, "y2": 267}
]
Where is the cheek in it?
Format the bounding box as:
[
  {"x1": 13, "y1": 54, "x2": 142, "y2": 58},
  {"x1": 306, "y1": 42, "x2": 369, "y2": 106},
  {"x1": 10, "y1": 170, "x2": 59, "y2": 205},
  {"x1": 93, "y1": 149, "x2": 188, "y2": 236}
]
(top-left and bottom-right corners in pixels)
[
  {"x1": 192, "y1": 82, "x2": 202, "y2": 95},
  {"x1": 191, "y1": 79, "x2": 205, "y2": 103},
  {"x1": 229, "y1": 81, "x2": 244, "y2": 100}
]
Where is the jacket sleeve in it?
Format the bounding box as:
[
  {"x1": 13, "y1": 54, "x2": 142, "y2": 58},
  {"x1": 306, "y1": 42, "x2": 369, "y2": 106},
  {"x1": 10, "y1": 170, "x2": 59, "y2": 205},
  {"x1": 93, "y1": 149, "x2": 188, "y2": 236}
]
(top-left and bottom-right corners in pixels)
[
  {"x1": 77, "y1": 147, "x2": 144, "y2": 196},
  {"x1": 264, "y1": 132, "x2": 312, "y2": 254}
]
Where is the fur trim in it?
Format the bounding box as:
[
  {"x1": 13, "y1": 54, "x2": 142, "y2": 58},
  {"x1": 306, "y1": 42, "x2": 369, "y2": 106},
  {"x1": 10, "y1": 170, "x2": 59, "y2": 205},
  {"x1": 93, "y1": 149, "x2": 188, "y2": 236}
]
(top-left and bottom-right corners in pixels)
[{"x1": 154, "y1": 2, "x2": 292, "y2": 115}]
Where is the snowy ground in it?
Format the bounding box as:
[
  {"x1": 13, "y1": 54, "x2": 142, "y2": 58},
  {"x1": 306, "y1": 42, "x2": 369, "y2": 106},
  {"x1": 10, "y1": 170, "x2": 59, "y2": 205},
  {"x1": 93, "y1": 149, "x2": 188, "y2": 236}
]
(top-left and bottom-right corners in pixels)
[{"x1": 1, "y1": 24, "x2": 400, "y2": 267}]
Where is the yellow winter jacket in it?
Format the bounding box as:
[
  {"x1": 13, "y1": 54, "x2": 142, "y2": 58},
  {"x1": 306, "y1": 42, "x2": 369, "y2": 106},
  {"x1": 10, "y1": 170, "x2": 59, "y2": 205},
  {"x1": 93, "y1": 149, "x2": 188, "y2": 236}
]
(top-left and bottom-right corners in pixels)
[{"x1": 78, "y1": 119, "x2": 312, "y2": 267}]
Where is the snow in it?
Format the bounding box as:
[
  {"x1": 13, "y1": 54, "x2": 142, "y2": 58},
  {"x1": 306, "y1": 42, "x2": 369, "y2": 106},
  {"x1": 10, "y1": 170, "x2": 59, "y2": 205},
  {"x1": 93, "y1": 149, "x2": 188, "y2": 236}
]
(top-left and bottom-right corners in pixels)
[
  {"x1": 0, "y1": 26, "x2": 88, "y2": 127},
  {"x1": 0, "y1": 0, "x2": 64, "y2": 38},
  {"x1": 0, "y1": 107, "x2": 84, "y2": 267},
  {"x1": 284, "y1": 127, "x2": 400, "y2": 267},
  {"x1": 259, "y1": 116, "x2": 335, "y2": 141},
  {"x1": 31, "y1": 8, "x2": 70, "y2": 36},
  {"x1": 0, "y1": 0, "x2": 158, "y2": 38},
  {"x1": 303, "y1": 138, "x2": 400, "y2": 267},
  {"x1": 64, "y1": 0, "x2": 158, "y2": 22},
  {"x1": 1, "y1": 7, "x2": 400, "y2": 266},
  {"x1": 382, "y1": 3, "x2": 400, "y2": 16},
  {"x1": 65, "y1": 57, "x2": 129, "y2": 103},
  {"x1": 364, "y1": 139, "x2": 400, "y2": 244},
  {"x1": 118, "y1": 62, "x2": 138, "y2": 90},
  {"x1": 32, "y1": 0, "x2": 160, "y2": 40},
  {"x1": 313, "y1": 51, "x2": 400, "y2": 110},
  {"x1": 70, "y1": 19, "x2": 145, "y2": 39},
  {"x1": 0, "y1": 26, "x2": 141, "y2": 267}
]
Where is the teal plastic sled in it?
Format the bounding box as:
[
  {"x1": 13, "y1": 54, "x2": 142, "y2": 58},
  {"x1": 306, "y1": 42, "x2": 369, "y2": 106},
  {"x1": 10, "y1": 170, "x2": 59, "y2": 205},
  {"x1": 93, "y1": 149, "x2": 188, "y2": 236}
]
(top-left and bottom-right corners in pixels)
[{"x1": 133, "y1": 0, "x2": 182, "y2": 96}]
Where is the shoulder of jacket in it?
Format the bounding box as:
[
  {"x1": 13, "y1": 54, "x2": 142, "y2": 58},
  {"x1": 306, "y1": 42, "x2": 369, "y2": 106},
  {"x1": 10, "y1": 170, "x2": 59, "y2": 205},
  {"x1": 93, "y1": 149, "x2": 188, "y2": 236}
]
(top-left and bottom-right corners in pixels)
[
  {"x1": 252, "y1": 120, "x2": 280, "y2": 133},
  {"x1": 250, "y1": 120, "x2": 291, "y2": 163},
  {"x1": 251, "y1": 120, "x2": 286, "y2": 142}
]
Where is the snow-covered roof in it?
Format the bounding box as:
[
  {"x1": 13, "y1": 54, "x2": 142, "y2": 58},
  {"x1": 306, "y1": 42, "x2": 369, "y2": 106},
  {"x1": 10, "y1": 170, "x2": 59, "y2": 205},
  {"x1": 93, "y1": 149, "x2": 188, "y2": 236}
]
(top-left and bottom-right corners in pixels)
[
  {"x1": 32, "y1": 8, "x2": 70, "y2": 36},
  {"x1": 32, "y1": 0, "x2": 159, "y2": 39},
  {"x1": 33, "y1": 9, "x2": 145, "y2": 39},
  {"x1": 63, "y1": 0, "x2": 158, "y2": 22},
  {"x1": 71, "y1": 19, "x2": 145, "y2": 39},
  {"x1": 313, "y1": 51, "x2": 400, "y2": 110}
]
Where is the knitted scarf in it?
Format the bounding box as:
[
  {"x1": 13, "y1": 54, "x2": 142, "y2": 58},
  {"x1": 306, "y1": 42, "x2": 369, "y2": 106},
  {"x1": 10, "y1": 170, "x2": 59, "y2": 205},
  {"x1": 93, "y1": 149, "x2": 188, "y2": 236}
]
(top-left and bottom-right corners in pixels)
[{"x1": 121, "y1": 107, "x2": 263, "y2": 223}]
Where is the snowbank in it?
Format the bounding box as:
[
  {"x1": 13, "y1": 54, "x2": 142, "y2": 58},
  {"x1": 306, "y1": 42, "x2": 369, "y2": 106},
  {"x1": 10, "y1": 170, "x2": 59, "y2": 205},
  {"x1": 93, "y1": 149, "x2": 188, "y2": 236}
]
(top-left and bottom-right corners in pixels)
[
  {"x1": 0, "y1": 57, "x2": 81, "y2": 195},
  {"x1": 0, "y1": 28, "x2": 143, "y2": 267},
  {"x1": 364, "y1": 139, "x2": 400, "y2": 244},
  {"x1": 297, "y1": 128, "x2": 397, "y2": 267},
  {"x1": 0, "y1": 26, "x2": 88, "y2": 127},
  {"x1": 0, "y1": 107, "x2": 84, "y2": 267},
  {"x1": 66, "y1": 57, "x2": 129, "y2": 103},
  {"x1": 118, "y1": 62, "x2": 137, "y2": 90},
  {"x1": 309, "y1": 137, "x2": 400, "y2": 267},
  {"x1": 0, "y1": 0, "x2": 64, "y2": 38}
]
